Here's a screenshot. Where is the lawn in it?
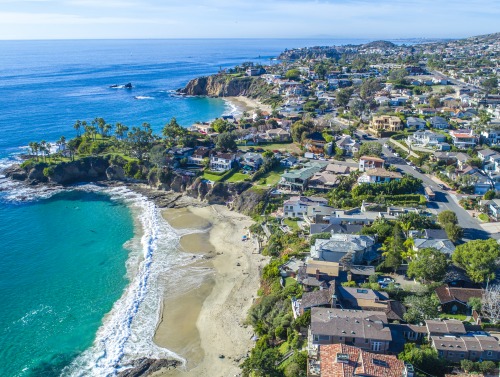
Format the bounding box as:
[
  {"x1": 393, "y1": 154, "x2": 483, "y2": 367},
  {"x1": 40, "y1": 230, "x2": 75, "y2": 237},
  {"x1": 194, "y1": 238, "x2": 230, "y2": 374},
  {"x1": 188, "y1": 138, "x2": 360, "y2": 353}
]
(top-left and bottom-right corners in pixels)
[
  {"x1": 225, "y1": 171, "x2": 249, "y2": 183},
  {"x1": 238, "y1": 142, "x2": 301, "y2": 154},
  {"x1": 478, "y1": 213, "x2": 490, "y2": 222},
  {"x1": 253, "y1": 165, "x2": 287, "y2": 189},
  {"x1": 202, "y1": 171, "x2": 225, "y2": 182},
  {"x1": 439, "y1": 313, "x2": 468, "y2": 321},
  {"x1": 284, "y1": 219, "x2": 300, "y2": 231},
  {"x1": 284, "y1": 277, "x2": 297, "y2": 287}
]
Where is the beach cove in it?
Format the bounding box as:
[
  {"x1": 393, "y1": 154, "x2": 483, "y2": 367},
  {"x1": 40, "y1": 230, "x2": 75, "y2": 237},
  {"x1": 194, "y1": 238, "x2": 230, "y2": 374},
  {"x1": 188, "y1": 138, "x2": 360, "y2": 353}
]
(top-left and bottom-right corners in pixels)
[{"x1": 156, "y1": 206, "x2": 268, "y2": 377}]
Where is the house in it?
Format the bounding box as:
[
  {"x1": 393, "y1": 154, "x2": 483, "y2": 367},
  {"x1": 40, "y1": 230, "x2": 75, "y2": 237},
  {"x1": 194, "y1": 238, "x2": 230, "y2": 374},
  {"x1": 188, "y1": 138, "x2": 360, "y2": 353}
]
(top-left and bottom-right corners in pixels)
[
  {"x1": 357, "y1": 168, "x2": 402, "y2": 184},
  {"x1": 283, "y1": 196, "x2": 329, "y2": 218},
  {"x1": 413, "y1": 238, "x2": 456, "y2": 256},
  {"x1": 308, "y1": 171, "x2": 341, "y2": 191},
  {"x1": 246, "y1": 67, "x2": 265, "y2": 76},
  {"x1": 297, "y1": 261, "x2": 341, "y2": 291},
  {"x1": 241, "y1": 152, "x2": 263, "y2": 171},
  {"x1": 359, "y1": 156, "x2": 385, "y2": 172},
  {"x1": 310, "y1": 223, "x2": 363, "y2": 235},
  {"x1": 310, "y1": 308, "x2": 392, "y2": 353},
  {"x1": 407, "y1": 130, "x2": 447, "y2": 149},
  {"x1": 444, "y1": 264, "x2": 476, "y2": 288},
  {"x1": 266, "y1": 128, "x2": 291, "y2": 142},
  {"x1": 191, "y1": 123, "x2": 215, "y2": 134},
  {"x1": 187, "y1": 147, "x2": 211, "y2": 166},
  {"x1": 305, "y1": 132, "x2": 328, "y2": 153},
  {"x1": 407, "y1": 117, "x2": 427, "y2": 130},
  {"x1": 429, "y1": 116, "x2": 449, "y2": 129},
  {"x1": 337, "y1": 286, "x2": 389, "y2": 311},
  {"x1": 300, "y1": 284, "x2": 337, "y2": 313},
  {"x1": 434, "y1": 285, "x2": 483, "y2": 315},
  {"x1": 477, "y1": 148, "x2": 497, "y2": 162},
  {"x1": 429, "y1": 323, "x2": 500, "y2": 363},
  {"x1": 449, "y1": 129, "x2": 477, "y2": 149},
  {"x1": 168, "y1": 147, "x2": 195, "y2": 159},
  {"x1": 481, "y1": 129, "x2": 500, "y2": 146},
  {"x1": 315, "y1": 344, "x2": 409, "y2": 377},
  {"x1": 485, "y1": 198, "x2": 500, "y2": 220},
  {"x1": 426, "y1": 319, "x2": 467, "y2": 337},
  {"x1": 278, "y1": 161, "x2": 328, "y2": 192},
  {"x1": 209, "y1": 152, "x2": 235, "y2": 172},
  {"x1": 369, "y1": 115, "x2": 403, "y2": 134},
  {"x1": 280, "y1": 155, "x2": 298, "y2": 167},
  {"x1": 311, "y1": 234, "x2": 376, "y2": 264},
  {"x1": 336, "y1": 135, "x2": 360, "y2": 156}
]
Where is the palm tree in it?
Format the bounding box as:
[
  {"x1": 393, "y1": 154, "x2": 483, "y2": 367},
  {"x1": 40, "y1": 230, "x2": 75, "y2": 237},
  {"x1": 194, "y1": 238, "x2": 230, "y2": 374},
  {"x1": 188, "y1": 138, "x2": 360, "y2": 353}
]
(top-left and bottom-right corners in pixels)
[
  {"x1": 73, "y1": 120, "x2": 82, "y2": 137},
  {"x1": 115, "y1": 122, "x2": 128, "y2": 140},
  {"x1": 103, "y1": 124, "x2": 113, "y2": 138},
  {"x1": 400, "y1": 221, "x2": 412, "y2": 238},
  {"x1": 93, "y1": 117, "x2": 106, "y2": 136}
]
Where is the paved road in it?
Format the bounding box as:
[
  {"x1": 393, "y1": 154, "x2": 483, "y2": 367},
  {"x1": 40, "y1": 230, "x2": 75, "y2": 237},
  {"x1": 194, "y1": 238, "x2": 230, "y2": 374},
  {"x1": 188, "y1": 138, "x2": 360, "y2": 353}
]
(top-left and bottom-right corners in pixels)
[
  {"x1": 351, "y1": 130, "x2": 496, "y2": 241},
  {"x1": 430, "y1": 69, "x2": 486, "y2": 94}
]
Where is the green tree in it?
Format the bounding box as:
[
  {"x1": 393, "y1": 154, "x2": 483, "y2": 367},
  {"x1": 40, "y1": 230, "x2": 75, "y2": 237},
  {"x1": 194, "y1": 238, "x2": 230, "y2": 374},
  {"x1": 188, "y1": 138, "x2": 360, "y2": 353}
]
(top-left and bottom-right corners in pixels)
[
  {"x1": 358, "y1": 141, "x2": 382, "y2": 157},
  {"x1": 468, "y1": 297, "x2": 482, "y2": 312},
  {"x1": 162, "y1": 117, "x2": 187, "y2": 147},
  {"x1": 126, "y1": 123, "x2": 155, "y2": 161},
  {"x1": 438, "y1": 210, "x2": 458, "y2": 225},
  {"x1": 380, "y1": 223, "x2": 405, "y2": 272},
  {"x1": 429, "y1": 97, "x2": 441, "y2": 109},
  {"x1": 291, "y1": 120, "x2": 313, "y2": 143},
  {"x1": 398, "y1": 344, "x2": 446, "y2": 376},
  {"x1": 216, "y1": 132, "x2": 237, "y2": 151},
  {"x1": 452, "y1": 239, "x2": 500, "y2": 283},
  {"x1": 483, "y1": 190, "x2": 496, "y2": 200},
  {"x1": 211, "y1": 118, "x2": 232, "y2": 133},
  {"x1": 407, "y1": 248, "x2": 448, "y2": 283},
  {"x1": 403, "y1": 294, "x2": 440, "y2": 323},
  {"x1": 444, "y1": 223, "x2": 463, "y2": 243},
  {"x1": 335, "y1": 88, "x2": 354, "y2": 108},
  {"x1": 482, "y1": 77, "x2": 499, "y2": 93},
  {"x1": 285, "y1": 69, "x2": 301, "y2": 81},
  {"x1": 360, "y1": 78, "x2": 383, "y2": 100}
]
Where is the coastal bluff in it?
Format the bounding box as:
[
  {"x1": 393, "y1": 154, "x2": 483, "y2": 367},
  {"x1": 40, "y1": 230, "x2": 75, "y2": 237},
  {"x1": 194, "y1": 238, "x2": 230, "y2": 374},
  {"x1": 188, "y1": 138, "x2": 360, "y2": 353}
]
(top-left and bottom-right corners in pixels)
[
  {"x1": 178, "y1": 74, "x2": 268, "y2": 98},
  {"x1": 3, "y1": 158, "x2": 266, "y2": 214}
]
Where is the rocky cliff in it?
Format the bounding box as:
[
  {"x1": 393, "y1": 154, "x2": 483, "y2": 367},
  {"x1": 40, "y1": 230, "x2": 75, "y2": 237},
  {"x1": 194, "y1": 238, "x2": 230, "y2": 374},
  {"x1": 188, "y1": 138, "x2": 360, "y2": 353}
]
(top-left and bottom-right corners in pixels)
[
  {"x1": 4, "y1": 158, "x2": 267, "y2": 215},
  {"x1": 179, "y1": 74, "x2": 268, "y2": 98}
]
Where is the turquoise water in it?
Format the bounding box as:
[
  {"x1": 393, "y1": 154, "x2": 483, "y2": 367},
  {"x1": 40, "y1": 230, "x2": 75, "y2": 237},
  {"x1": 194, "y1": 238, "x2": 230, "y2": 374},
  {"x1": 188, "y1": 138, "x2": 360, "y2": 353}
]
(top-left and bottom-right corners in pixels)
[{"x1": 0, "y1": 191, "x2": 134, "y2": 376}]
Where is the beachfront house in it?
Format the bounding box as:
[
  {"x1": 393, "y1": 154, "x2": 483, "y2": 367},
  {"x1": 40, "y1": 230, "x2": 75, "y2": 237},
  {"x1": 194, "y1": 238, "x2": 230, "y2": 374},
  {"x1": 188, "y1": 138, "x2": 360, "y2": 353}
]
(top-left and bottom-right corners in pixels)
[
  {"x1": 209, "y1": 153, "x2": 236, "y2": 172},
  {"x1": 310, "y1": 308, "x2": 392, "y2": 353},
  {"x1": 311, "y1": 234, "x2": 376, "y2": 264}
]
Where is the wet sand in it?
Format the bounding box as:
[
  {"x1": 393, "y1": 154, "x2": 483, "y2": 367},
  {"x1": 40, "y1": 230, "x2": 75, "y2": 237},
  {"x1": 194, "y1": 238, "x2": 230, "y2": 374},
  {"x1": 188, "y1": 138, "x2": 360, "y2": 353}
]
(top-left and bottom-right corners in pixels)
[{"x1": 154, "y1": 205, "x2": 268, "y2": 377}]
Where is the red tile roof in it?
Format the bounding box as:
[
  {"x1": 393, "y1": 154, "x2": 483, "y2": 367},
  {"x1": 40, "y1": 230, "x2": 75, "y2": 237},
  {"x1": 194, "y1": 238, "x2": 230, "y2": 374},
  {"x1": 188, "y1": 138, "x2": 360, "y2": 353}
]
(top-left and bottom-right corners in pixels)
[{"x1": 320, "y1": 344, "x2": 405, "y2": 377}]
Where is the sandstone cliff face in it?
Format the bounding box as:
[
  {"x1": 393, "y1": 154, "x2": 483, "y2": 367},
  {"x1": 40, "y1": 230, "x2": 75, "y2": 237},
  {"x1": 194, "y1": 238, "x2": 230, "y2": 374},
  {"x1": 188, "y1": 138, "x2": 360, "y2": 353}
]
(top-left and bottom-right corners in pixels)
[
  {"x1": 179, "y1": 74, "x2": 258, "y2": 97},
  {"x1": 4, "y1": 157, "x2": 267, "y2": 215}
]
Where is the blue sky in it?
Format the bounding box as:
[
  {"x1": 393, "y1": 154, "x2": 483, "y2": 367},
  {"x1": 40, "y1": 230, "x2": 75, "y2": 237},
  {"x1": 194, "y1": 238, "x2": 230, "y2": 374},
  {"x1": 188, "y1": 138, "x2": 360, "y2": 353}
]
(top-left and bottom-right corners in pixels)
[{"x1": 0, "y1": 0, "x2": 499, "y2": 40}]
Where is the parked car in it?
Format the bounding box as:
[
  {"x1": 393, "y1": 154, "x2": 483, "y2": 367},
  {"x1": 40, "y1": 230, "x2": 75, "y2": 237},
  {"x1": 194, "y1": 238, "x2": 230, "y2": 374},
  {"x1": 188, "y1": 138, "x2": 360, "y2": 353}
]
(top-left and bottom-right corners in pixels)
[{"x1": 378, "y1": 277, "x2": 395, "y2": 284}]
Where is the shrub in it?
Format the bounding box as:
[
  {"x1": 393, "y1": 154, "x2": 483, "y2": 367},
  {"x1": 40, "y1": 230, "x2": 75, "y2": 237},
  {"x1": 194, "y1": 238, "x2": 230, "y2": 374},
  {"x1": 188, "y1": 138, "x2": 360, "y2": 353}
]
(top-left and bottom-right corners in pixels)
[{"x1": 42, "y1": 166, "x2": 55, "y2": 177}]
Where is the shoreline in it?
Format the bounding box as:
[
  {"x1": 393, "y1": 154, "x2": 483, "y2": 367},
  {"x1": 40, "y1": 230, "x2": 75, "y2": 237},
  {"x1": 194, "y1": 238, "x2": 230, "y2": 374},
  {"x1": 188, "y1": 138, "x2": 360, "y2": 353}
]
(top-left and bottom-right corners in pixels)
[
  {"x1": 224, "y1": 95, "x2": 273, "y2": 115},
  {"x1": 155, "y1": 206, "x2": 268, "y2": 377}
]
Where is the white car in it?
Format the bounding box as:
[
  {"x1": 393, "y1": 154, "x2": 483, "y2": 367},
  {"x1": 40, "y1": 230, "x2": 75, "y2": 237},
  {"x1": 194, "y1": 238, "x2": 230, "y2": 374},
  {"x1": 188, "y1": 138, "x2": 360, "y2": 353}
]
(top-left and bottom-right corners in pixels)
[{"x1": 394, "y1": 152, "x2": 399, "y2": 157}]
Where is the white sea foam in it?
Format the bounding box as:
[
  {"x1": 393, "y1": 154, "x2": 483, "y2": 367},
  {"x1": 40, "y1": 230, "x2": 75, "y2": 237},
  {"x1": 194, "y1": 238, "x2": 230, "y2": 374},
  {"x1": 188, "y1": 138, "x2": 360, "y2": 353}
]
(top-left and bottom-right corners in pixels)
[
  {"x1": 134, "y1": 96, "x2": 154, "y2": 100},
  {"x1": 1, "y1": 179, "x2": 211, "y2": 375},
  {"x1": 57, "y1": 185, "x2": 212, "y2": 377}
]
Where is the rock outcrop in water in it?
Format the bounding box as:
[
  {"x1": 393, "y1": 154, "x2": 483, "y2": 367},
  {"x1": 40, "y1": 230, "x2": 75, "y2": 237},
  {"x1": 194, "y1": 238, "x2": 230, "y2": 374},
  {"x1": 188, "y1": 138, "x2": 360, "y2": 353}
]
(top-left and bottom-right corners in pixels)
[{"x1": 117, "y1": 358, "x2": 180, "y2": 377}]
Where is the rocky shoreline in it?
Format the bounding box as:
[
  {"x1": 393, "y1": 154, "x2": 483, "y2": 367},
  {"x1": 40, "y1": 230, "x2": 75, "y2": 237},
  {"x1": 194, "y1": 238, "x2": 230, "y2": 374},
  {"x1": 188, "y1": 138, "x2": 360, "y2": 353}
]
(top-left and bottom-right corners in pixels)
[
  {"x1": 1, "y1": 158, "x2": 267, "y2": 212},
  {"x1": 117, "y1": 358, "x2": 180, "y2": 377}
]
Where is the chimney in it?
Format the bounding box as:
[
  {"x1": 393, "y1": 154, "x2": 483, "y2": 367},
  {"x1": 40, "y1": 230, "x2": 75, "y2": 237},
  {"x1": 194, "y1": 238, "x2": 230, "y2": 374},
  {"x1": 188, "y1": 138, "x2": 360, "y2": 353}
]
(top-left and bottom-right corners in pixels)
[{"x1": 316, "y1": 269, "x2": 320, "y2": 280}]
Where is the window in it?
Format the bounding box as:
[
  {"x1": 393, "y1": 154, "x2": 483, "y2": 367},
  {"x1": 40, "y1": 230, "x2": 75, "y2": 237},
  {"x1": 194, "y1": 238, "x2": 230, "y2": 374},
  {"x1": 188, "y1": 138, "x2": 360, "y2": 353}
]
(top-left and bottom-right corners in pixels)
[
  {"x1": 487, "y1": 351, "x2": 493, "y2": 357},
  {"x1": 372, "y1": 342, "x2": 382, "y2": 352},
  {"x1": 460, "y1": 353, "x2": 465, "y2": 359}
]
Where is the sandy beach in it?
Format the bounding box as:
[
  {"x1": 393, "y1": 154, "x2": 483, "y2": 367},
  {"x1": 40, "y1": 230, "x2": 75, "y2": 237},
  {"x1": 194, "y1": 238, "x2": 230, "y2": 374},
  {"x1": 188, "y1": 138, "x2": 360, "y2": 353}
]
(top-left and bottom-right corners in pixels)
[
  {"x1": 154, "y1": 206, "x2": 268, "y2": 377},
  {"x1": 225, "y1": 95, "x2": 273, "y2": 115}
]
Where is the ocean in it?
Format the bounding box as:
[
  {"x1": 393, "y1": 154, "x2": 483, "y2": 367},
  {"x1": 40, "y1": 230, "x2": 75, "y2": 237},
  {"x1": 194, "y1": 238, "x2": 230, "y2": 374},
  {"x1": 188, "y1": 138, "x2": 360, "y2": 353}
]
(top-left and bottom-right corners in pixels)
[{"x1": 0, "y1": 38, "x2": 376, "y2": 377}]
